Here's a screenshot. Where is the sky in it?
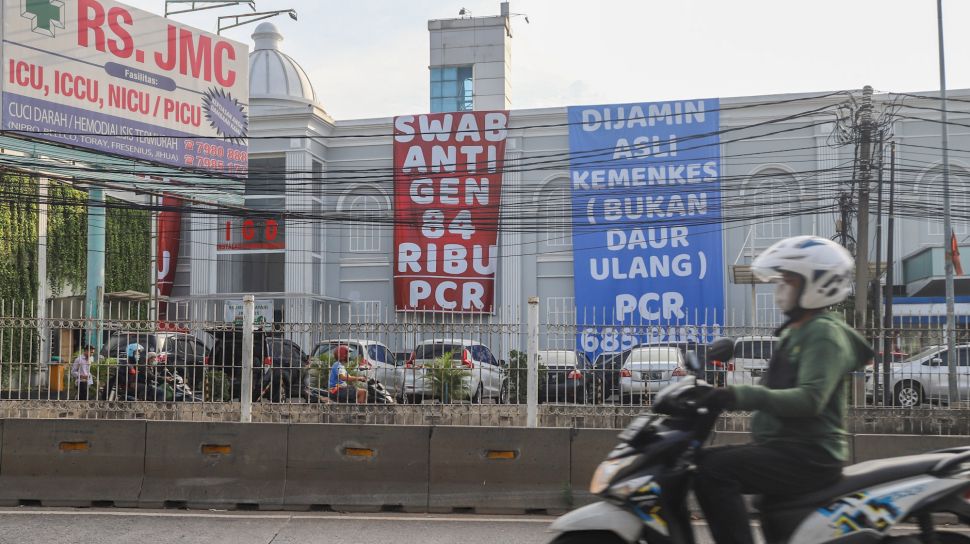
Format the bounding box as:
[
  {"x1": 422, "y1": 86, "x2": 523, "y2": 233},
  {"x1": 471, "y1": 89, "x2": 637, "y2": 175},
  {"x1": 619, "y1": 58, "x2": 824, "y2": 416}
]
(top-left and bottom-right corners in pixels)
[{"x1": 116, "y1": 0, "x2": 970, "y2": 120}]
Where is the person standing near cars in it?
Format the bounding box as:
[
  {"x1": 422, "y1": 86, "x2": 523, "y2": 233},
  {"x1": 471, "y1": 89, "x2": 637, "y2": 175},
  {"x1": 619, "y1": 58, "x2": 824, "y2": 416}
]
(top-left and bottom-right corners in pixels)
[
  {"x1": 329, "y1": 345, "x2": 368, "y2": 403},
  {"x1": 71, "y1": 344, "x2": 95, "y2": 400}
]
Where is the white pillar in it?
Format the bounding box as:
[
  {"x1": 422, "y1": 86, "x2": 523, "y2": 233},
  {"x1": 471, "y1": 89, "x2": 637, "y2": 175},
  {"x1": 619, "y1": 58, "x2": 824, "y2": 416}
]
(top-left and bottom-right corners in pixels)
[
  {"x1": 527, "y1": 296, "x2": 539, "y2": 428},
  {"x1": 37, "y1": 178, "x2": 50, "y2": 368},
  {"x1": 240, "y1": 294, "x2": 255, "y2": 423}
]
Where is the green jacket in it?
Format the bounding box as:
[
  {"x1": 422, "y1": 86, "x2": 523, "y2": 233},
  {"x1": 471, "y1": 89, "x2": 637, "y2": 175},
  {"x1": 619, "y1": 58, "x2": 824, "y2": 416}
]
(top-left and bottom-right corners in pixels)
[{"x1": 731, "y1": 312, "x2": 873, "y2": 462}]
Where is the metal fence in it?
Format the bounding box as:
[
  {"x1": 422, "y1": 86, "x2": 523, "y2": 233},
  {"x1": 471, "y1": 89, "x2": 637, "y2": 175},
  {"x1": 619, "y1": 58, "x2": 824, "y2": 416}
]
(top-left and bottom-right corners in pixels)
[{"x1": 2, "y1": 297, "x2": 970, "y2": 426}]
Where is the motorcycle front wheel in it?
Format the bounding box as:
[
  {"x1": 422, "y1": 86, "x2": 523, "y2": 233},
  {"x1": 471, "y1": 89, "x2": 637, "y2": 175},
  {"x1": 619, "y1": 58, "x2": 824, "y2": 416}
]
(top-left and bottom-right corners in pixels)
[{"x1": 549, "y1": 531, "x2": 629, "y2": 544}]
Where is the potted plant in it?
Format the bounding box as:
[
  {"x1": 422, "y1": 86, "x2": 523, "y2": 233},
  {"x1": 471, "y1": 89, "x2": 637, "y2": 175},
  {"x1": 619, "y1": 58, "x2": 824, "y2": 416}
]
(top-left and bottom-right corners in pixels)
[{"x1": 426, "y1": 350, "x2": 470, "y2": 403}]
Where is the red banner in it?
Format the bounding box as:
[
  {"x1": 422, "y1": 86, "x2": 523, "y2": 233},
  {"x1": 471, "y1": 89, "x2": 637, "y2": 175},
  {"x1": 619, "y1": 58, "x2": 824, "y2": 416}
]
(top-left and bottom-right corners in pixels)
[
  {"x1": 156, "y1": 195, "x2": 182, "y2": 317},
  {"x1": 393, "y1": 111, "x2": 509, "y2": 312}
]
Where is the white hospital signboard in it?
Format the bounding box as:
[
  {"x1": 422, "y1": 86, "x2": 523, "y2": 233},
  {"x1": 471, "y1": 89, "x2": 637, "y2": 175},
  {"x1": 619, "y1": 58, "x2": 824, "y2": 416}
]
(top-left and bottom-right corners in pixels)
[{"x1": 2, "y1": 0, "x2": 249, "y2": 174}]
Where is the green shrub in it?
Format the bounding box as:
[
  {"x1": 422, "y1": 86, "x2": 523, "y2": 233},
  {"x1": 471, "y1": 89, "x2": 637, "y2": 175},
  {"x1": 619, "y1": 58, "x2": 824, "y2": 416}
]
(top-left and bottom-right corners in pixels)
[
  {"x1": 427, "y1": 351, "x2": 469, "y2": 402},
  {"x1": 203, "y1": 369, "x2": 233, "y2": 402},
  {"x1": 506, "y1": 350, "x2": 547, "y2": 404}
]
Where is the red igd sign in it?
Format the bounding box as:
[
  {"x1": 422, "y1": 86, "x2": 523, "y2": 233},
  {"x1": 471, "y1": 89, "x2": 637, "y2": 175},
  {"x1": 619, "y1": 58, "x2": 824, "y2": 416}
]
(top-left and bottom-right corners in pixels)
[{"x1": 393, "y1": 111, "x2": 509, "y2": 313}]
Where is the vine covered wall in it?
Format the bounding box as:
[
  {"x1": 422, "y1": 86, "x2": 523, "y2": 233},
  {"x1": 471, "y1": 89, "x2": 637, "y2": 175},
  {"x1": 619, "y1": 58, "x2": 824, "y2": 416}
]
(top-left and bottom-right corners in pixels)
[
  {"x1": 0, "y1": 174, "x2": 152, "y2": 306},
  {"x1": 0, "y1": 174, "x2": 38, "y2": 302}
]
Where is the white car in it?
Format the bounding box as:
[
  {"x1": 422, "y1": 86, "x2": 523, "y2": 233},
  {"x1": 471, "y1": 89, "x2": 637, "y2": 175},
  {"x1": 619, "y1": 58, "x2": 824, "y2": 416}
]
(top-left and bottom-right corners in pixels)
[
  {"x1": 617, "y1": 346, "x2": 687, "y2": 402},
  {"x1": 722, "y1": 336, "x2": 778, "y2": 386},
  {"x1": 309, "y1": 339, "x2": 401, "y2": 395},
  {"x1": 881, "y1": 344, "x2": 970, "y2": 407},
  {"x1": 401, "y1": 338, "x2": 504, "y2": 403}
]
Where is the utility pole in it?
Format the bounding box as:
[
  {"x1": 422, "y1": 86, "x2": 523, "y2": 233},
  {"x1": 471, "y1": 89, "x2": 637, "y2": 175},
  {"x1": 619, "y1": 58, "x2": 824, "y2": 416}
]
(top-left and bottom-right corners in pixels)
[
  {"x1": 937, "y1": 0, "x2": 958, "y2": 402},
  {"x1": 883, "y1": 141, "x2": 897, "y2": 404},
  {"x1": 854, "y1": 86, "x2": 874, "y2": 329},
  {"x1": 872, "y1": 134, "x2": 885, "y2": 401}
]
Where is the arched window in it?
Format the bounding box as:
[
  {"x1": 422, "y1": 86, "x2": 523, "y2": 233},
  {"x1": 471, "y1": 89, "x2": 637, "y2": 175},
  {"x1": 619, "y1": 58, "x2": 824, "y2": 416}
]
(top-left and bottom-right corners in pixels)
[
  {"x1": 917, "y1": 168, "x2": 969, "y2": 236},
  {"x1": 539, "y1": 182, "x2": 572, "y2": 249},
  {"x1": 744, "y1": 168, "x2": 797, "y2": 246},
  {"x1": 346, "y1": 194, "x2": 384, "y2": 252}
]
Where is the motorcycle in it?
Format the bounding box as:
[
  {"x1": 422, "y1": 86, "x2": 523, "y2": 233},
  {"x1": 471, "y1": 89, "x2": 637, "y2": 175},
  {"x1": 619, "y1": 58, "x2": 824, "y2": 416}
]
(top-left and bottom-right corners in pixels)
[
  {"x1": 547, "y1": 338, "x2": 970, "y2": 544},
  {"x1": 148, "y1": 368, "x2": 202, "y2": 402},
  {"x1": 99, "y1": 360, "x2": 201, "y2": 402},
  {"x1": 304, "y1": 377, "x2": 396, "y2": 404}
]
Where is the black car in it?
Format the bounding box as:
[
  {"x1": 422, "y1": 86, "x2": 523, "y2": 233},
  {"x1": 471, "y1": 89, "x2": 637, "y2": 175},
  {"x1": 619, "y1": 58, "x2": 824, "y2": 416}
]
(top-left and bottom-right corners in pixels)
[
  {"x1": 537, "y1": 350, "x2": 594, "y2": 403},
  {"x1": 207, "y1": 328, "x2": 309, "y2": 402},
  {"x1": 100, "y1": 330, "x2": 212, "y2": 391},
  {"x1": 591, "y1": 348, "x2": 633, "y2": 403}
]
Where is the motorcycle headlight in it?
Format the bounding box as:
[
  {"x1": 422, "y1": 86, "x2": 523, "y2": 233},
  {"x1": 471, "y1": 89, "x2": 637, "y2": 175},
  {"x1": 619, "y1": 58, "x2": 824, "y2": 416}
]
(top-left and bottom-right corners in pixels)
[{"x1": 590, "y1": 455, "x2": 640, "y2": 494}]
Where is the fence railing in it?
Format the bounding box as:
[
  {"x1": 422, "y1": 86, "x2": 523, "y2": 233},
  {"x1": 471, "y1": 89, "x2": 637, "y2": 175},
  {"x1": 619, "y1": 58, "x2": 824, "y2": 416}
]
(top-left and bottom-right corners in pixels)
[{"x1": 2, "y1": 297, "x2": 970, "y2": 425}]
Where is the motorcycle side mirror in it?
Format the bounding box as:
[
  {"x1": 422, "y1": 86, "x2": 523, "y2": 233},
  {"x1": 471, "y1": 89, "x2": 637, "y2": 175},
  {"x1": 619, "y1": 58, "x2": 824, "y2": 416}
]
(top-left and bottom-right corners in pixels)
[
  {"x1": 685, "y1": 352, "x2": 702, "y2": 375},
  {"x1": 707, "y1": 338, "x2": 736, "y2": 363}
]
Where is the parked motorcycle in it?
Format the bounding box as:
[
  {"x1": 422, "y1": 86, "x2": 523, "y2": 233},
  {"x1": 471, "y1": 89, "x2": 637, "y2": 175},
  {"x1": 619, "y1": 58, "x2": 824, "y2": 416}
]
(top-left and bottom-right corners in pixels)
[
  {"x1": 547, "y1": 339, "x2": 970, "y2": 544},
  {"x1": 304, "y1": 377, "x2": 396, "y2": 404}
]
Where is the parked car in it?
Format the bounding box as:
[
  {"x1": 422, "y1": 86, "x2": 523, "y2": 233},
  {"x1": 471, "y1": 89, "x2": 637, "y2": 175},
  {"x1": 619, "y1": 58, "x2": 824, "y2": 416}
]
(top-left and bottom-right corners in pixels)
[
  {"x1": 100, "y1": 330, "x2": 213, "y2": 390},
  {"x1": 309, "y1": 339, "x2": 402, "y2": 395},
  {"x1": 393, "y1": 351, "x2": 411, "y2": 366},
  {"x1": 617, "y1": 345, "x2": 687, "y2": 402},
  {"x1": 537, "y1": 350, "x2": 593, "y2": 404},
  {"x1": 881, "y1": 344, "x2": 970, "y2": 407},
  {"x1": 723, "y1": 335, "x2": 778, "y2": 386},
  {"x1": 591, "y1": 348, "x2": 633, "y2": 403},
  {"x1": 207, "y1": 328, "x2": 309, "y2": 402},
  {"x1": 401, "y1": 339, "x2": 504, "y2": 403}
]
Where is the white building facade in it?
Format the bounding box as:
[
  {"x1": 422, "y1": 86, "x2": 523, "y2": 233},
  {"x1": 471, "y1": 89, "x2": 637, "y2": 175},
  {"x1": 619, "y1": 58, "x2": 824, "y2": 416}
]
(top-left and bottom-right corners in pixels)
[{"x1": 170, "y1": 9, "x2": 970, "y2": 354}]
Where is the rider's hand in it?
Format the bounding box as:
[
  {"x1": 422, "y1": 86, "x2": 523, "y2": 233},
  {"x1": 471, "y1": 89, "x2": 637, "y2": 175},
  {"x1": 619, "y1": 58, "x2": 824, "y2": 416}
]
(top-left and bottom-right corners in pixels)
[{"x1": 698, "y1": 388, "x2": 736, "y2": 411}]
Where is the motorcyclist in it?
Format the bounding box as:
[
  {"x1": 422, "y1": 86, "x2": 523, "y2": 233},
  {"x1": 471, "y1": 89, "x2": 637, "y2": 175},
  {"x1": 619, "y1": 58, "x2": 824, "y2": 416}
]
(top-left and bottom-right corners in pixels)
[
  {"x1": 120, "y1": 343, "x2": 145, "y2": 400},
  {"x1": 144, "y1": 351, "x2": 174, "y2": 401},
  {"x1": 693, "y1": 235, "x2": 874, "y2": 544},
  {"x1": 329, "y1": 345, "x2": 368, "y2": 403}
]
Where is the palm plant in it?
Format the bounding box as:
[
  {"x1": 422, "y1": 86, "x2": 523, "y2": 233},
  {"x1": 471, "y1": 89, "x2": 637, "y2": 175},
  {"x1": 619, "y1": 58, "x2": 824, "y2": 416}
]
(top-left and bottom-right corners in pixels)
[{"x1": 426, "y1": 350, "x2": 470, "y2": 403}]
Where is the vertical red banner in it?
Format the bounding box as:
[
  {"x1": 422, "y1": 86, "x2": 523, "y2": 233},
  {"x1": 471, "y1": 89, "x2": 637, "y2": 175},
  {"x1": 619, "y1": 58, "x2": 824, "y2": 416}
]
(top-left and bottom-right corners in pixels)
[
  {"x1": 393, "y1": 111, "x2": 509, "y2": 312},
  {"x1": 156, "y1": 195, "x2": 182, "y2": 319}
]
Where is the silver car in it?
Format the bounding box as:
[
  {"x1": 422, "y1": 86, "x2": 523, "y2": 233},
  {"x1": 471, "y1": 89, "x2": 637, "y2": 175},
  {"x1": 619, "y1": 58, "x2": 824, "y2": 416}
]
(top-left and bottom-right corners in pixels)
[
  {"x1": 400, "y1": 339, "x2": 504, "y2": 403},
  {"x1": 886, "y1": 344, "x2": 970, "y2": 407},
  {"x1": 617, "y1": 346, "x2": 687, "y2": 402}
]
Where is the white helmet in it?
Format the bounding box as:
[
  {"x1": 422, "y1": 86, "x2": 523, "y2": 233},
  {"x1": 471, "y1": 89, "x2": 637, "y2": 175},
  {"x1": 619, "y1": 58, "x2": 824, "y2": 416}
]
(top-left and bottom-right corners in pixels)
[{"x1": 751, "y1": 235, "x2": 854, "y2": 309}]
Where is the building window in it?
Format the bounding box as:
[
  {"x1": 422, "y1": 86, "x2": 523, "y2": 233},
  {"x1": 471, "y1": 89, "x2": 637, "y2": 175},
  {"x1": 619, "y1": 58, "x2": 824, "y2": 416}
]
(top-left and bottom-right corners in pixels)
[
  {"x1": 746, "y1": 170, "x2": 794, "y2": 246},
  {"x1": 542, "y1": 185, "x2": 572, "y2": 248},
  {"x1": 348, "y1": 195, "x2": 383, "y2": 252},
  {"x1": 546, "y1": 297, "x2": 576, "y2": 349},
  {"x1": 923, "y1": 171, "x2": 968, "y2": 236},
  {"x1": 431, "y1": 66, "x2": 473, "y2": 113},
  {"x1": 755, "y1": 291, "x2": 783, "y2": 328},
  {"x1": 248, "y1": 157, "x2": 286, "y2": 195},
  {"x1": 350, "y1": 300, "x2": 381, "y2": 323}
]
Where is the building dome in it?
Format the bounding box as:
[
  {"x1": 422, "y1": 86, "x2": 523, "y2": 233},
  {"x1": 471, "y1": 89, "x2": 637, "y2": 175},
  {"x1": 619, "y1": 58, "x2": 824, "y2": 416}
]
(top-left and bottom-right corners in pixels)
[{"x1": 249, "y1": 22, "x2": 318, "y2": 106}]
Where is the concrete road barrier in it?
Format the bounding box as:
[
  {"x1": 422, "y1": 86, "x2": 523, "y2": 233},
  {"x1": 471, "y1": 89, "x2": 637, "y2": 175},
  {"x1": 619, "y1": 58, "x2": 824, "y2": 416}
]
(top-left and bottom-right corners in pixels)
[
  {"x1": 0, "y1": 419, "x2": 146, "y2": 507},
  {"x1": 429, "y1": 426, "x2": 571, "y2": 514},
  {"x1": 569, "y1": 428, "x2": 619, "y2": 507},
  {"x1": 284, "y1": 423, "x2": 431, "y2": 512},
  {"x1": 140, "y1": 421, "x2": 287, "y2": 509}
]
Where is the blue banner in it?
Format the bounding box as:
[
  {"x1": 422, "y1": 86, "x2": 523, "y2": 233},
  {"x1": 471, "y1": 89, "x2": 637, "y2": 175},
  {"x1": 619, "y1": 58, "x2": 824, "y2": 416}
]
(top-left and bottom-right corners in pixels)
[{"x1": 568, "y1": 99, "x2": 725, "y2": 357}]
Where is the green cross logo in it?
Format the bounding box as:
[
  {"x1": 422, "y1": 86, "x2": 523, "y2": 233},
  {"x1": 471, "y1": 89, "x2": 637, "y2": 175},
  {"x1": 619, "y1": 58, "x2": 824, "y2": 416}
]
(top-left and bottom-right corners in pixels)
[{"x1": 21, "y1": 0, "x2": 65, "y2": 37}]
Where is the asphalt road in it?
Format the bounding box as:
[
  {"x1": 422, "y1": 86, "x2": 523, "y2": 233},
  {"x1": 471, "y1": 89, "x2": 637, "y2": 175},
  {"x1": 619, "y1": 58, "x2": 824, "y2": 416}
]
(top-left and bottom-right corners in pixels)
[
  {"x1": 0, "y1": 509, "x2": 556, "y2": 544},
  {"x1": 1, "y1": 508, "x2": 967, "y2": 543}
]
